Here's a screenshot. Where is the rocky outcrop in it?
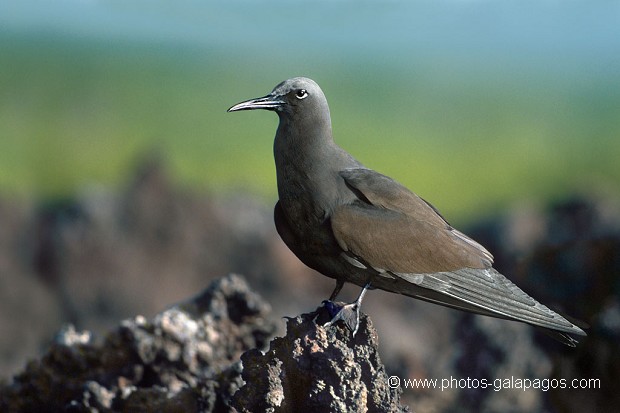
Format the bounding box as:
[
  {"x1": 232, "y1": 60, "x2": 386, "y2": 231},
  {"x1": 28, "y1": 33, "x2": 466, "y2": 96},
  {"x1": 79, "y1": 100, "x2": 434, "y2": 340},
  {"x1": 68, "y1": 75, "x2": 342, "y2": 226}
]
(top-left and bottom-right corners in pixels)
[
  {"x1": 0, "y1": 274, "x2": 276, "y2": 412},
  {"x1": 0, "y1": 274, "x2": 409, "y2": 412},
  {"x1": 1, "y1": 159, "x2": 619, "y2": 412},
  {"x1": 233, "y1": 308, "x2": 407, "y2": 413}
]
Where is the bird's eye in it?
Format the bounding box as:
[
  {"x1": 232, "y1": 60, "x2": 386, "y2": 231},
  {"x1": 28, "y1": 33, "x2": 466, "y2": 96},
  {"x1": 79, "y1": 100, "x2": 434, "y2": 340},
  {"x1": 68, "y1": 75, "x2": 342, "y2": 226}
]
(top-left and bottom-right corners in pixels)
[{"x1": 295, "y1": 89, "x2": 308, "y2": 99}]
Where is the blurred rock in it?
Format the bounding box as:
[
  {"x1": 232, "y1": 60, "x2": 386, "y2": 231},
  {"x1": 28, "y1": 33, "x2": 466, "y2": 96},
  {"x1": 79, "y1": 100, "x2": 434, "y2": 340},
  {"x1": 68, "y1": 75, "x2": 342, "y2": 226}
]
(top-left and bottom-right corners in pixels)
[
  {"x1": 1, "y1": 156, "x2": 619, "y2": 412},
  {"x1": 465, "y1": 195, "x2": 620, "y2": 413},
  {"x1": 0, "y1": 156, "x2": 323, "y2": 379},
  {"x1": 374, "y1": 195, "x2": 620, "y2": 412},
  {"x1": 233, "y1": 306, "x2": 409, "y2": 413},
  {"x1": 0, "y1": 198, "x2": 64, "y2": 379},
  {"x1": 0, "y1": 274, "x2": 276, "y2": 413},
  {"x1": 28, "y1": 157, "x2": 282, "y2": 333}
]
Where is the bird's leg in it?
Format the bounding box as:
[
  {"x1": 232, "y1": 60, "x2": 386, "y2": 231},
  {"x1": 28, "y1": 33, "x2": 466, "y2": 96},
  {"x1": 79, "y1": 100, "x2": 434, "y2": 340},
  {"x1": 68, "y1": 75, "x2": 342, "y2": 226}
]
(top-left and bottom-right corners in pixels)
[
  {"x1": 329, "y1": 279, "x2": 345, "y2": 301},
  {"x1": 323, "y1": 282, "x2": 371, "y2": 336}
]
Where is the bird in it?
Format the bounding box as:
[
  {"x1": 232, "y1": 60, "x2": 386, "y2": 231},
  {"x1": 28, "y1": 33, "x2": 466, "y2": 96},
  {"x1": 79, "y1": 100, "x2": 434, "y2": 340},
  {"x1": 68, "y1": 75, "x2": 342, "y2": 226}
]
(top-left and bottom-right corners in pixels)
[{"x1": 228, "y1": 77, "x2": 587, "y2": 346}]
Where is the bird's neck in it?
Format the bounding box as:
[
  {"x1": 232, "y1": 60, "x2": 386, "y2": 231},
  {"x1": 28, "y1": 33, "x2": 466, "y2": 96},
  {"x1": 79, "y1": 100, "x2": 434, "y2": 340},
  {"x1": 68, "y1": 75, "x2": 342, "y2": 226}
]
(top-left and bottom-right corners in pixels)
[
  {"x1": 273, "y1": 116, "x2": 359, "y2": 220},
  {"x1": 273, "y1": 115, "x2": 339, "y2": 180}
]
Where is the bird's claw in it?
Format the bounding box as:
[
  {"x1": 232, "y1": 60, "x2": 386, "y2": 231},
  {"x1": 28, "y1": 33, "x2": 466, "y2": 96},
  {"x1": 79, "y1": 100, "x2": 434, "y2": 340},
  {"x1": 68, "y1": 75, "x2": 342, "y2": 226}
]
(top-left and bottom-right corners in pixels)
[{"x1": 322, "y1": 300, "x2": 362, "y2": 336}]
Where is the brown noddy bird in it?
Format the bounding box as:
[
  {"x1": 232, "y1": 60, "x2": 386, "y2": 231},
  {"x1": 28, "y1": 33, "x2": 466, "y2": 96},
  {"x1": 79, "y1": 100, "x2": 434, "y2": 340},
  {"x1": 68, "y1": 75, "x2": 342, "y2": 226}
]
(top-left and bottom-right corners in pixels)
[{"x1": 228, "y1": 77, "x2": 587, "y2": 346}]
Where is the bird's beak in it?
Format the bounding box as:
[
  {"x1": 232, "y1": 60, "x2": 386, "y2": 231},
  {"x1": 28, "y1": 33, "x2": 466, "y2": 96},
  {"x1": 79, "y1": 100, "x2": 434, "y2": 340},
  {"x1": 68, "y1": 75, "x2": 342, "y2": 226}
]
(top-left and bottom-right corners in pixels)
[{"x1": 227, "y1": 93, "x2": 285, "y2": 112}]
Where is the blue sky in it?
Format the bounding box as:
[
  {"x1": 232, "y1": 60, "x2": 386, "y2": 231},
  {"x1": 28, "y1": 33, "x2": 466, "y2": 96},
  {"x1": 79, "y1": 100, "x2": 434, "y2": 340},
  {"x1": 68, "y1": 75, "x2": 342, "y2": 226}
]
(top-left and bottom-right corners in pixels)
[{"x1": 2, "y1": 0, "x2": 619, "y2": 77}]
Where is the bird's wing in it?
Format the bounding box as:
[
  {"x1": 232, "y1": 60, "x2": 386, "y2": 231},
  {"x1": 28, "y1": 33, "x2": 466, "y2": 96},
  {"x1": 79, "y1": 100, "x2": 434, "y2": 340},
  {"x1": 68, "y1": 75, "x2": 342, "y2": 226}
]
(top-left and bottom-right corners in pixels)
[
  {"x1": 332, "y1": 168, "x2": 586, "y2": 338},
  {"x1": 333, "y1": 168, "x2": 493, "y2": 273}
]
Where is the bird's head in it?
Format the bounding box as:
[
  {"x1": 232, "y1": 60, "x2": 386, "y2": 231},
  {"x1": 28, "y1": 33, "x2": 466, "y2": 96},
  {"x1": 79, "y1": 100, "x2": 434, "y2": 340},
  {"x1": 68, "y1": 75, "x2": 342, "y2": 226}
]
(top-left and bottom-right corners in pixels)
[{"x1": 228, "y1": 77, "x2": 329, "y2": 120}]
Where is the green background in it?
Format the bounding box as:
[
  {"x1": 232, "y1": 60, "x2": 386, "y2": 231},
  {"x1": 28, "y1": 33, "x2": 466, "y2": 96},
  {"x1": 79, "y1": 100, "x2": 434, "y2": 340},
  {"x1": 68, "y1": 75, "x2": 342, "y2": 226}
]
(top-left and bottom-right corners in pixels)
[{"x1": 1, "y1": 1, "x2": 618, "y2": 223}]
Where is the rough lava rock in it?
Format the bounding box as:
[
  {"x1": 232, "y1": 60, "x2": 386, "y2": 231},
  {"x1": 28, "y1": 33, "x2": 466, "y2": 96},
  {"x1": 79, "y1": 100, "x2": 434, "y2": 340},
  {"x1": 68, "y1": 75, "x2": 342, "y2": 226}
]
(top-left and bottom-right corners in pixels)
[
  {"x1": 233, "y1": 306, "x2": 409, "y2": 413},
  {"x1": 0, "y1": 274, "x2": 276, "y2": 413},
  {"x1": 2, "y1": 157, "x2": 618, "y2": 413},
  {"x1": 1, "y1": 274, "x2": 409, "y2": 413}
]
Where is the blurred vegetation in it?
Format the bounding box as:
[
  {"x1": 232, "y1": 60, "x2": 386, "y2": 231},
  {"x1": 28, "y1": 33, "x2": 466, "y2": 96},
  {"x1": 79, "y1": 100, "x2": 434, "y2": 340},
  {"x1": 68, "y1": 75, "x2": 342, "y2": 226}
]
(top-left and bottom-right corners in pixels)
[{"x1": 1, "y1": 32, "x2": 619, "y2": 223}]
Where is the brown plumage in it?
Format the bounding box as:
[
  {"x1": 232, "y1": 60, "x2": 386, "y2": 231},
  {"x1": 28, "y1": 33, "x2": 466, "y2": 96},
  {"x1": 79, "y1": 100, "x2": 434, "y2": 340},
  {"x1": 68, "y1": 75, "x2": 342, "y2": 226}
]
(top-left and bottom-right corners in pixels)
[{"x1": 229, "y1": 77, "x2": 586, "y2": 346}]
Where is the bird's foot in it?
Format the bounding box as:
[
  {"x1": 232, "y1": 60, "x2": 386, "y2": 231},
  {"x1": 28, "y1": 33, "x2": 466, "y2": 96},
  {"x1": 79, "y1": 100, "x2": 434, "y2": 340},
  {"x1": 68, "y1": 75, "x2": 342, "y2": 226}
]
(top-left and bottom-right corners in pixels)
[
  {"x1": 322, "y1": 300, "x2": 362, "y2": 336},
  {"x1": 321, "y1": 282, "x2": 371, "y2": 337}
]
